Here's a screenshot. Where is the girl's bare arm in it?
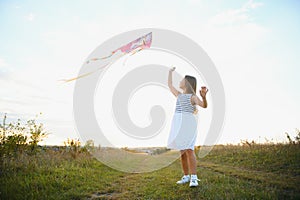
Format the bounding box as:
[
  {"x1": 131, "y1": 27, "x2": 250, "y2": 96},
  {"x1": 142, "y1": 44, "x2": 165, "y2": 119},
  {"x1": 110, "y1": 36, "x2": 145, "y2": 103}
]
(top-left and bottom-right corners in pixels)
[
  {"x1": 192, "y1": 87, "x2": 208, "y2": 108},
  {"x1": 168, "y1": 67, "x2": 181, "y2": 97}
]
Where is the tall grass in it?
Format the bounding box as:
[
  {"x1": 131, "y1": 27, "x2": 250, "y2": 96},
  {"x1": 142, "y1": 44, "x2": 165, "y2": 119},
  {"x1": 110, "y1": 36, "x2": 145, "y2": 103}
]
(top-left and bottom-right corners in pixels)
[{"x1": 1, "y1": 114, "x2": 299, "y2": 199}]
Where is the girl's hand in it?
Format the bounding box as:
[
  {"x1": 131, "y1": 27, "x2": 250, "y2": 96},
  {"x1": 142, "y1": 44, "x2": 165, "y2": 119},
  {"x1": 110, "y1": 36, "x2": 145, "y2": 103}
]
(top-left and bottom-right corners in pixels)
[
  {"x1": 200, "y1": 86, "x2": 209, "y2": 98},
  {"x1": 169, "y1": 67, "x2": 176, "y2": 72}
]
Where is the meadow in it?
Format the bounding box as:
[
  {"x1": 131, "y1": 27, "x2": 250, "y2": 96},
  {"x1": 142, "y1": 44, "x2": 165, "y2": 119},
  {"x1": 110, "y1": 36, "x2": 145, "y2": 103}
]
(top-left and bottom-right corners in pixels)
[
  {"x1": 0, "y1": 115, "x2": 299, "y2": 199},
  {"x1": 0, "y1": 142, "x2": 299, "y2": 199}
]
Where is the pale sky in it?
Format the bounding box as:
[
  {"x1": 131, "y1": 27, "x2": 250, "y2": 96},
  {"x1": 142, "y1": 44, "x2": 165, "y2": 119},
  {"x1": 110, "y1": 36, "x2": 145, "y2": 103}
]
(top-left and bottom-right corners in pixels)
[{"x1": 0, "y1": 0, "x2": 299, "y2": 146}]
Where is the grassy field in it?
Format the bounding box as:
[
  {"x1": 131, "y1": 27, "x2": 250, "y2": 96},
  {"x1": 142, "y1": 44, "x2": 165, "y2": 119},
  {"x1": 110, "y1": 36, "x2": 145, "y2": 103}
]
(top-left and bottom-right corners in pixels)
[{"x1": 0, "y1": 144, "x2": 299, "y2": 200}]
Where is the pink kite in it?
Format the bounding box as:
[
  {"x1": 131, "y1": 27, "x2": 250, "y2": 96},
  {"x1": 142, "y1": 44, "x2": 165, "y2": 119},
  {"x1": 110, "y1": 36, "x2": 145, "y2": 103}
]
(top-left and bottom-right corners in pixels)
[
  {"x1": 61, "y1": 32, "x2": 152, "y2": 82},
  {"x1": 87, "y1": 32, "x2": 152, "y2": 63}
]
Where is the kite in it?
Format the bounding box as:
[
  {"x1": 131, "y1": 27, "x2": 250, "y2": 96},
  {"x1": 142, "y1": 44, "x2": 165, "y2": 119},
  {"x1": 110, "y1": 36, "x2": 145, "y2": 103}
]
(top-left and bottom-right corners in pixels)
[{"x1": 61, "y1": 32, "x2": 152, "y2": 82}]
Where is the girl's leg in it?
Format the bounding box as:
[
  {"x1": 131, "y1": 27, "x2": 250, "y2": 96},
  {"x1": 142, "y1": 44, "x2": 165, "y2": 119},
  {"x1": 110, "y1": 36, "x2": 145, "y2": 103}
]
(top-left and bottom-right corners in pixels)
[
  {"x1": 176, "y1": 150, "x2": 190, "y2": 184},
  {"x1": 180, "y1": 150, "x2": 189, "y2": 175},
  {"x1": 186, "y1": 149, "x2": 197, "y2": 174},
  {"x1": 186, "y1": 149, "x2": 199, "y2": 187}
]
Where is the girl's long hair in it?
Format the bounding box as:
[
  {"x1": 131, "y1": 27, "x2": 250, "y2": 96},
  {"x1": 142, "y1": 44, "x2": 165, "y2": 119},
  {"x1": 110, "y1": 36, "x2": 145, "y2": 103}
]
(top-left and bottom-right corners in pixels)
[
  {"x1": 184, "y1": 75, "x2": 198, "y2": 114},
  {"x1": 185, "y1": 75, "x2": 197, "y2": 94}
]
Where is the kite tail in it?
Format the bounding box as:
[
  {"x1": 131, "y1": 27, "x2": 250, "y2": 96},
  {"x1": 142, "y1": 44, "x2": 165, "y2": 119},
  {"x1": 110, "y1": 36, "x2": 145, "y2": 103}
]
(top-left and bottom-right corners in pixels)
[
  {"x1": 59, "y1": 70, "x2": 97, "y2": 83},
  {"x1": 59, "y1": 53, "x2": 123, "y2": 82},
  {"x1": 100, "y1": 52, "x2": 115, "y2": 60},
  {"x1": 86, "y1": 51, "x2": 118, "y2": 64},
  {"x1": 59, "y1": 62, "x2": 112, "y2": 83}
]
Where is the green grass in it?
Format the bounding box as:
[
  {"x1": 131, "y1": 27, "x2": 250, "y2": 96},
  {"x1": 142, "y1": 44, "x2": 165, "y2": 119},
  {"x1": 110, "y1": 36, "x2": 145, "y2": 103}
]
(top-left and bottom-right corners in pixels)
[{"x1": 1, "y1": 144, "x2": 299, "y2": 199}]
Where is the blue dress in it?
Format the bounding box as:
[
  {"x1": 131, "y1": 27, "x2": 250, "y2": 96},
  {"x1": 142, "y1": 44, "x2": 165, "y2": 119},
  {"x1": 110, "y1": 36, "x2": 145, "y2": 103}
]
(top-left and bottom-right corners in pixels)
[{"x1": 167, "y1": 93, "x2": 198, "y2": 150}]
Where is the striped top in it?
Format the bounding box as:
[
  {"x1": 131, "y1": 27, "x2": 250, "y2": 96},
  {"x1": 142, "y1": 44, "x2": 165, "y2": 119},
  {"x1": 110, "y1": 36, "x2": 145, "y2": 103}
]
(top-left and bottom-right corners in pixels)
[{"x1": 175, "y1": 93, "x2": 195, "y2": 113}]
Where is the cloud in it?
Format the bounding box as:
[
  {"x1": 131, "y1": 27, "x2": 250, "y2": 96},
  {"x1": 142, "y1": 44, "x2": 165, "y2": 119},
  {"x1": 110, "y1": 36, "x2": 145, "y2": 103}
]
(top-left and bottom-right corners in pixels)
[
  {"x1": 25, "y1": 13, "x2": 36, "y2": 21},
  {"x1": 0, "y1": 52, "x2": 74, "y2": 126},
  {"x1": 0, "y1": 57, "x2": 10, "y2": 78},
  {"x1": 244, "y1": 0, "x2": 264, "y2": 9},
  {"x1": 197, "y1": 1, "x2": 267, "y2": 67},
  {"x1": 0, "y1": 97, "x2": 31, "y2": 106},
  {"x1": 0, "y1": 58, "x2": 8, "y2": 67},
  {"x1": 208, "y1": 0, "x2": 263, "y2": 25},
  {"x1": 187, "y1": 0, "x2": 203, "y2": 5}
]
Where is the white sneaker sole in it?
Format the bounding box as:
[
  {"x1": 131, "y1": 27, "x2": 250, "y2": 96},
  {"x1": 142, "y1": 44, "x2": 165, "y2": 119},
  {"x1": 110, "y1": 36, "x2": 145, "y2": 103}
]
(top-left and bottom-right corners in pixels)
[
  {"x1": 189, "y1": 179, "x2": 200, "y2": 187},
  {"x1": 176, "y1": 181, "x2": 190, "y2": 185}
]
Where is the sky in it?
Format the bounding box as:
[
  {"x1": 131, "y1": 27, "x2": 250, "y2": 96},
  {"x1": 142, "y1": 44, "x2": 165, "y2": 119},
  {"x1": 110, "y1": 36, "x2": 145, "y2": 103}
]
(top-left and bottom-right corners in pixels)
[{"x1": 0, "y1": 0, "x2": 299, "y2": 146}]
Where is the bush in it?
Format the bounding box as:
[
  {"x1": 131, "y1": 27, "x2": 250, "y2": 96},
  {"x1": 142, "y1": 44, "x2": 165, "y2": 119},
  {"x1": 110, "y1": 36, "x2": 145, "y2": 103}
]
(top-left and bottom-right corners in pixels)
[{"x1": 0, "y1": 113, "x2": 48, "y2": 157}]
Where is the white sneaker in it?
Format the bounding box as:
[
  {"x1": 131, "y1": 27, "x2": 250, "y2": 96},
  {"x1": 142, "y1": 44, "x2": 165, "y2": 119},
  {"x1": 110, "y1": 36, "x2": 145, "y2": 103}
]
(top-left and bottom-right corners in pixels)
[
  {"x1": 176, "y1": 175, "x2": 190, "y2": 184},
  {"x1": 189, "y1": 175, "x2": 200, "y2": 187}
]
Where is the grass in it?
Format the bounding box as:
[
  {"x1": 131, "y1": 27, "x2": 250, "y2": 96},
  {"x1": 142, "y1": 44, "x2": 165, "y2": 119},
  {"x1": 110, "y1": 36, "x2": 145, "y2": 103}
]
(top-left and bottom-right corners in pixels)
[{"x1": 1, "y1": 144, "x2": 299, "y2": 200}]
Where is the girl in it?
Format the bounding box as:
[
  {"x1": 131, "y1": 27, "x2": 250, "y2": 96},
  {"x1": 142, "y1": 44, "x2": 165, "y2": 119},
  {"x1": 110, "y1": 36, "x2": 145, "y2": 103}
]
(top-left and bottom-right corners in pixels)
[{"x1": 167, "y1": 67, "x2": 208, "y2": 187}]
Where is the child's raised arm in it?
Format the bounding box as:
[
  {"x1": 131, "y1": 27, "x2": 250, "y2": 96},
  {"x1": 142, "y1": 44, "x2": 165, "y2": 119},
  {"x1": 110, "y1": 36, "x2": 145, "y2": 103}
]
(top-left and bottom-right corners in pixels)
[
  {"x1": 168, "y1": 67, "x2": 181, "y2": 97},
  {"x1": 192, "y1": 86, "x2": 208, "y2": 108}
]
